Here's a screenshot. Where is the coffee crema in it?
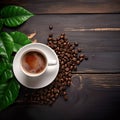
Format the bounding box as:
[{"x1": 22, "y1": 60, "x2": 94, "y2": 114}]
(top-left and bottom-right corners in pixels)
[{"x1": 21, "y1": 51, "x2": 47, "y2": 74}]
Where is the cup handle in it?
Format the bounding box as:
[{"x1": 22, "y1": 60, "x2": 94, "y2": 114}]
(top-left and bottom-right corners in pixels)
[{"x1": 48, "y1": 60, "x2": 57, "y2": 65}]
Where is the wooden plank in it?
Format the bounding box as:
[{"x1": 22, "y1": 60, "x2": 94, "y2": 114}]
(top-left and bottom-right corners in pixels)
[
  {"x1": 0, "y1": 74, "x2": 120, "y2": 119},
  {"x1": 75, "y1": 52, "x2": 120, "y2": 73},
  {"x1": 13, "y1": 73, "x2": 120, "y2": 106},
  {"x1": 0, "y1": 1, "x2": 120, "y2": 120},
  {"x1": 71, "y1": 74, "x2": 120, "y2": 91},
  {"x1": 0, "y1": 0, "x2": 120, "y2": 14},
  {"x1": 3, "y1": 14, "x2": 120, "y2": 73}
]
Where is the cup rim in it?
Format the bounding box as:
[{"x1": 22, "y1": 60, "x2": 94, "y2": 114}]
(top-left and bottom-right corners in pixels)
[{"x1": 20, "y1": 48, "x2": 48, "y2": 77}]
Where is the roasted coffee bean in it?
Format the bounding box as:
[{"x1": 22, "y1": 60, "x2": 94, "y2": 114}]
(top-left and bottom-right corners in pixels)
[
  {"x1": 60, "y1": 35, "x2": 64, "y2": 39},
  {"x1": 74, "y1": 42, "x2": 78, "y2": 46},
  {"x1": 80, "y1": 54, "x2": 85, "y2": 58},
  {"x1": 77, "y1": 48, "x2": 82, "y2": 52},
  {"x1": 48, "y1": 37, "x2": 53, "y2": 41},
  {"x1": 49, "y1": 25, "x2": 53, "y2": 30},
  {"x1": 65, "y1": 67, "x2": 69, "y2": 72},
  {"x1": 63, "y1": 95, "x2": 68, "y2": 101},
  {"x1": 85, "y1": 56, "x2": 88, "y2": 60},
  {"x1": 49, "y1": 34, "x2": 53, "y2": 37},
  {"x1": 72, "y1": 57, "x2": 77, "y2": 62},
  {"x1": 55, "y1": 93, "x2": 59, "y2": 98},
  {"x1": 61, "y1": 33, "x2": 65, "y2": 36},
  {"x1": 80, "y1": 57, "x2": 84, "y2": 62},
  {"x1": 67, "y1": 81, "x2": 71, "y2": 86},
  {"x1": 73, "y1": 65, "x2": 77, "y2": 71},
  {"x1": 76, "y1": 60, "x2": 80, "y2": 65},
  {"x1": 70, "y1": 65, "x2": 74, "y2": 70},
  {"x1": 74, "y1": 50, "x2": 78, "y2": 54}
]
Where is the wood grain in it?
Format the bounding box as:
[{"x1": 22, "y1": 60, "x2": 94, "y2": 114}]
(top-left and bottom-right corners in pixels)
[
  {"x1": 4, "y1": 14, "x2": 120, "y2": 73},
  {"x1": 0, "y1": 0, "x2": 120, "y2": 14},
  {"x1": 0, "y1": 1, "x2": 120, "y2": 119},
  {"x1": 1, "y1": 74, "x2": 120, "y2": 120},
  {"x1": 71, "y1": 74, "x2": 120, "y2": 90}
]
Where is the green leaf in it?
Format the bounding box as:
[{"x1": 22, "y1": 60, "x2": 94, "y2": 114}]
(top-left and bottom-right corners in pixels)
[
  {"x1": 0, "y1": 5, "x2": 34, "y2": 27},
  {"x1": 0, "y1": 69, "x2": 13, "y2": 84},
  {"x1": 10, "y1": 31, "x2": 31, "y2": 52},
  {"x1": 0, "y1": 32, "x2": 14, "y2": 59},
  {"x1": 0, "y1": 19, "x2": 3, "y2": 31},
  {"x1": 0, "y1": 58, "x2": 10, "y2": 75},
  {"x1": 0, "y1": 5, "x2": 34, "y2": 111},
  {"x1": 0, "y1": 78, "x2": 20, "y2": 111}
]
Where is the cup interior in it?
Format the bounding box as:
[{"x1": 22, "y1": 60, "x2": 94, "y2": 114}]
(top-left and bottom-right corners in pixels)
[{"x1": 20, "y1": 48, "x2": 47, "y2": 77}]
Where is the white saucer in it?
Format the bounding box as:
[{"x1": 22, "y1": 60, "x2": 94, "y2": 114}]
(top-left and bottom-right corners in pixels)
[{"x1": 13, "y1": 43, "x2": 59, "y2": 89}]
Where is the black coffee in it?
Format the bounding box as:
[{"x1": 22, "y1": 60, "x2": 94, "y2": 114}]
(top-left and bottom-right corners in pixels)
[{"x1": 22, "y1": 51, "x2": 47, "y2": 74}]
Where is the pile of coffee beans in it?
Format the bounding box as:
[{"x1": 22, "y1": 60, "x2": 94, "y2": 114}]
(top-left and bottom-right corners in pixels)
[{"x1": 17, "y1": 31, "x2": 88, "y2": 105}]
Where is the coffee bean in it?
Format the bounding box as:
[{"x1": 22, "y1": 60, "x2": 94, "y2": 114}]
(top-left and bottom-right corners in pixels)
[
  {"x1": 65, "y1": 67, "x2": 69, "y2": 72},
  {"x1": 64, "y1": 95, "x2": 68, "y2": 101},
  {"x1": 80, "y1": 54, "x2": 85, "y2": 58},
  {"x1": 60, "y1": 35, "x2": 64, "y2": 39},
  {"x1": 64, "y1": 64, "x2": 67, "y2": 67},
  {"x1": 73, "y1": 57, "x2": 77, "y2": 62},
  {"x1": 74, "y1": 42, "x2": 78, "y2": 46},
  {"x1": 74, "y1": 50, "x2": 78, "y2": 54},
  {"x1": 76, "y1": 60, "x2": 80, "y2": 65},
  {"x1": 68, "y1": 73, "x2": 72, "y2": 77},
  {"x1": 49, "y1": 25, "x2": 53, "y2": 30},
  {"x1": 77, "y1": 48, "x2": 82, "y2": 52},
  {"x1": 48, "y1": 37, "x2": 53, "y2": 41},
  {"x1": 49, "y1": 34, "x2": 53, "y2": 37},
  {"x1": 70, "y1": 65, "x2": 73, "y2": 70},
  {"x1": 73, "y1": 65, "x2": 77, "y2": 71},
  {"x1": 49, "y1": 100, "x2": 53, "y2": 105},
  {"x1": 55, "y1": 93, "x2": 59, "y2": 98},
  {"x1": 63, "y1": 42, "x2": 67, "y2": 46},
  {"x1": 47, "y1": 93, "x2": 50, "y2": 98},
  {"x1": 80, "y1": 57, "x2": 84, "y2": 62},
  {"x1": 85, "y1": 56, "x2": 88, "y2": 60},
  {"x1": 67, "y1": 81, "x2": 71, "y2": 86},
  {"x1": 61, "y1": 33, "x2": 65, "y2": 36}
]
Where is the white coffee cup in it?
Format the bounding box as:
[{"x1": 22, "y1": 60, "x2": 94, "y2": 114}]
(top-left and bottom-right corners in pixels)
[{"x1": 20, "y1": 47, "x2": 57, "y2": 77}]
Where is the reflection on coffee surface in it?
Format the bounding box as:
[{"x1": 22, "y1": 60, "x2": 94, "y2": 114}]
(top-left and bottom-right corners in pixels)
[{"x1": 22, "y1": 51, "x2": 46, "y2": 74}]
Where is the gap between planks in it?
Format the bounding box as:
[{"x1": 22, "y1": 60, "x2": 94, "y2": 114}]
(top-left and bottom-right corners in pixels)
[
  {"x1": 72, "y1": 71, "x2": 120, "y2": 74},
  {"x1": 64, "y1": 27, "x2": 120, "y2": 32}
]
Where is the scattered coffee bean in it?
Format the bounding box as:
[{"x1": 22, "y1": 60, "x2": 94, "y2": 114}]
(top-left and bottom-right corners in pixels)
[
  {"x1": 74, "y1": 42, "x2": 78, "y2": 46},
  {"x1": 49, "y1": 34, "x2": 53, "y2": 37},
  {"x1": 49, "y1": 25, "x2": 53, "y2": 30},
  {"x1": 80, "y1": 54, "x2": 85, "y2": 58},
  {"x1": 17, "y1": 29, "x2": 87, "y2": 105},
  {"x1": 77, "y1": 48, "x2": 82, "y2": 52},
  {"x1": 63, "y1": 95, "x2": 68, "y2": 101},
  {"x1": 85, "y1": 56, "x2": 88, "y2": 60}
]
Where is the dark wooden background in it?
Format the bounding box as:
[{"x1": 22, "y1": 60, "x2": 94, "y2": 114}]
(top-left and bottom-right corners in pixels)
[{"x1": 0, "y1": 0, "x2": 120, "y2": 120}]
